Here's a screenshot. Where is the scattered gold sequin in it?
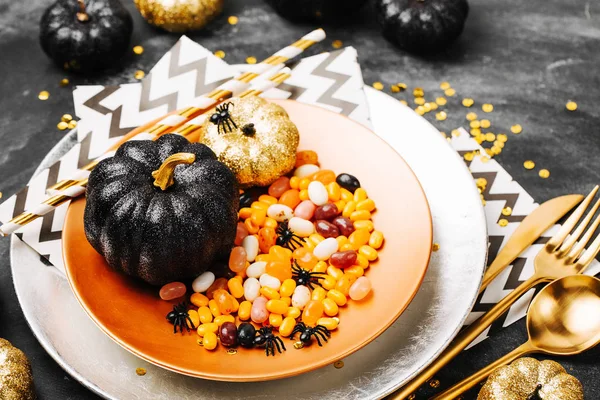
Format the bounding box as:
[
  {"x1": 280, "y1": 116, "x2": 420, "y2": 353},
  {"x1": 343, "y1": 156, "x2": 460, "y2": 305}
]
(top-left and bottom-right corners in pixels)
[
  {"x1": 502, "y1": 207, "x2": 512, "y2": 216},
  {"x1": 399, "y1": 100, "x2": 408, "y2": 106},
  {"x1": 407, "y1": 394, "x2": 416, "y2": 400},
  {"x1": 214, "y1": 50, "x2": 225, "y2": 58},
  {"x1": 498, "y1": 219, "x2": 509, "y2": 227},
  {"x1": 444, "y1": 88, "x2": 456, "y2": 97},
  {"x1": 429, "y1": 379, "x2": 441, "y2": 388},
  {"x1": 334, "y1": 361, "x2": 344, "y2": 369},
  {"x1": 415, "y1": 106, "x2": 426, "y2": 115},
  {"x1": 397, "y1": 83, "x2": 407, "y2": 91},
  {"x1": 133, "y1": 45, "x2": 144, "y2": 55},
  {"x1": 436, "y1": 97, "x2": 447, "y2": 106},
  {"x1": 228, "y1": 15, "x2": 239, "y2": 25},
  {"x1": 470, "y1": 120, "x2": 481, "y2": 129},
  {"x1": 57, "y1": 121, "x2": 68, "y2": 130},
  {"x1": 524, "y1": 160, "x2": 535, "y2": 170},
  {"x1": 226, "y1": 349, "x2": 238, "y2": 355},
  {"x1": 134, "y1": 70, "x2": 145, "y2": 79},
  {"x1": 466, "y1": 112, "x2": 478, "y2": 121},
  {"x1": 61, "y1": 114, "x2": 72, "y2": 122},
  {"x1": 432, "y1": 243, "x2": 440, "y2": 251},
  {"x1": 414, "y1": 97, "x2": 425, "y2": 105},
  {"x1": 462, "y1": 98, "x2": 474, "y2": 107},
  {"x1": 451, "y1": 129, "x2": 461, "y2": 137},
  {"x1": 0, "y1": 192, "x2": 2, "y2": 199},
  {"x1": 372, "y1": 82, "x2": 384, "y2": 90},
  {"x1": 485, "y1": 133, "x2": 496, "y2": 142},
  {"x1": 59, "y1": 78, "x2": 69, "y2": 87},
  {"x1": 440, "y1": 82, "x2": 451, "y2": 90},
  {"x1": 482, "y1": 103, "x2": 494, "y2": 112},
  {"x1": 136, "y1": 368, "x2": 147, "y2": 376},
  {"x1": 491, "y1": 146, "x2": 502, "y2": 155},
  {"x1": 391, "y1": 85, "x2": 400, "y2": 93},
  {"x1": 480, "y1": 119, "x2": 491, "y2": 128},
  {"x1": 38, "y1": 91, "x2": 49, "y2": 100},
  {"x1": 423, "y1": 103, "x2": 432, "y2": 112},
  {"x1": 436, "y1": 111, "x2": 447, "y2": 121},
  {"x1": 539, "y1": 169, "x2": 550, "y2": 178},
  {"x1": 566, "y1": 101, "x2": 577, "y2": 111},
  {"x1": 294, "y1": 341, "x2": 304, "y2": 349},
  {"x1": 246, "y1": 56, "x2": 257, "y2": 64},
  {"x1": 497, "y1": 133, "x2": 508, "y2": 142},
  {"x1": 476, "y1": 178, "x2": 487, "y2": 188},
  {"x1": 511, "y1": 124, "x2": 522, "y2": 134},
  {"x1": 464, "y1": 152, "x2": 474, "y2": 161},
  {"x1": 68, "y1": 120, "x2": 77, "y2": 129},
  {"x1": 429, "y1": 102, "x2": 438, "y2": 110},
  {"x1": 481, "y1": 156, "x2": 490, "y2": 163},
  {"x1": 439, "y1": 131, "x2": 447, "y2": 138},
  {"x1": 475, "y1": 134, "x2": 484, "y2": 144},
  {"x1": 332, "y1": 40, "x2": 343, "y2": 49},
  {"x1": 485, "y1": 148, "x2": 494, "y2": 157},
  {"x1": 413, "y1": 88, "x2": 424, "y2": 97},
  {"x1": 470, "y1": 128, "x2": 481, "y2": 136},
  {"x1": 494, "y1": 140, "x2": 505, "y2": 149}
]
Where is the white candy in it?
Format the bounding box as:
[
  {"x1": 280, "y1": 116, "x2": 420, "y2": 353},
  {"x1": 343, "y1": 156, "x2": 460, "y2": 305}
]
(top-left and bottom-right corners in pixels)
[
  {"x1": 192, "y1": 271, "x2": 215, "y2": 293},
  {"x1": 267, "y1": 204, "x2": 294, "y2": 222},
  {"x1": 246, "y1": 261, "x2": 266, "y2": 279},
  {"x1": 243, "y1": 278, "x2": 261, "y2": 302},
  {"x1": 294, "y1": 164, "x2": 319, "y2": 178},
  {"x1": 313, "y1": 237, "x2": 339, "y2": 260},
  {"x1": 308, "y1": 181, "x2": 328, "y2": 206},
  {"x1": 242, "y1": 235, "x2": 259, "y2": 262},
  {"x1": 259, "y1": 273, "x2": 281, "y2": 290},
  {"x1": 288, "y1": 217, "x2": 314, "y2": 237},
  {"x1": 292, "y1": 285, "x2": 311, "y2": 309}
]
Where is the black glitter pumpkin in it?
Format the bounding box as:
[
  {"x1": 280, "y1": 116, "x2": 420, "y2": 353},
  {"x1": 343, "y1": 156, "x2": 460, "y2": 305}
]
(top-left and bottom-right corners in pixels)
[
  {"x1": 375, "y1": 0, "x2": 469, "y2": 53},
  {"x1": 264, "y1": 0, "x2": 368, "y2": 22},
  {"x1": 40, "y1": 0, "x2": 133, "y2": 72},
  {"x1": 84, "y1": 134, "x2": 239, "y2": 286}
]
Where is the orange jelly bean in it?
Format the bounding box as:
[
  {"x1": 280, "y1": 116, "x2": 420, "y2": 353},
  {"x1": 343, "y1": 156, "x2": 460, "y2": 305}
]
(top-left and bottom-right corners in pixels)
[
  {"x1": 258, "y1": 227, "x2": 277, "y2": 254},
  {"x1": 213, "y1": 289, "x2": 235, "y2": 315},
  {"x1": 279, "y1": 189, "x2": 301, "y2": 209},
  {"x1": 206, "y1": 277, "x2": 228, "y2": 299},
  {"x1": 311, "y1": 169, "x2": 336, "y2": 185},
  {"x1": 349, "y1": 228, "x2": 371, "y2": 249},
  {"x1": 295, "y1": 150, "x2": 319, "y2": 168},
  {"x1": 293, "y1": 247, "x2": 318, "y2": 269},
  {"x1": 190, "y1": 292, "x2": 209, "y2": 308},
  {"x1": 269, "y1": 245, "x2": 292, "y2": 262},
  {"x1": 234, "y1": 222, "x2": 249, "y2": 246},
  {"x1": 265, "y1": 260, "x2": 292, "y2": 281},
  {"x1": 335, "y1": 275, "x2": 357, "y2": 296},
  {"x1": 302, "y1": 300, "x2": 324, "y2": 326}
]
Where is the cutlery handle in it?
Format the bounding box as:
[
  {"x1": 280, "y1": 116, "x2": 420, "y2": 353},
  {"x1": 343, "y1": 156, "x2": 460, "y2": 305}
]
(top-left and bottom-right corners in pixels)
[
  {"x1": 430, "y1": 341, "x2": 537, "y2": 400},
  {"x1": 388, "y1": 274, "x2": 545, "y2": 400}
]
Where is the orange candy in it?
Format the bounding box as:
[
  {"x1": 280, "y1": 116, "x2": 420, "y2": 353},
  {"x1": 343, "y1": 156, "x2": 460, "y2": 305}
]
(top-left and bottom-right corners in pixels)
[
  {"x1": 279, "y1": 189, "x2": 301, "y2": 209},
  {"x1": 265, "y1": 260, "x2": 292, "y2": 281},
  {"x1": 311, "y1": 169, "x2": 336, "y2": 185},
  {"x1": 258, "y1": 227, "x2": 277, "y2": 254},
  {"x1": 206, "y1": 277, "x2": 228, "y2": 299},
  {"x1": 335, "y1": 275, "x2": 357, "y2": 296},
  {"x1": 293, "y1": 247, "x2": 318, "y2": 269},
  {"x1": 349, "y1": 228, "x2": 371, "y2": 249},
  {"x1": 269, "y1": 245, "x2": 292, "y2": 262},
  {"x1": 213, "y1": 289, "x2": 235, "y2": 315},
  {"x1": 302, "y1": 300, "x2": 324, "y2": 326},
  {"x1": 268, "y1": 177, "x2": 291, "y2": 198},
  {"x1": 295, "y1": 150, "x2": 318, "y2": 168}
]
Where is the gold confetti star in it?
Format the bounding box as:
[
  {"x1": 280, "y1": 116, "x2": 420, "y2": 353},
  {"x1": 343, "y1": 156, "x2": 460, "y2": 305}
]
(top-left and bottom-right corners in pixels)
[
  {"x1": 59, "y1": 78, "x2": 69, "y2": 87},
  {"x1": 245, "y1": 56, "x2": 257, "y2": 64},
  {"x1": 498, "y1": 219, "x2": 509, "y2": 227},
  {"x1": 214, "y1": 50, "x2": 225, "y2": 58},
  {"x1": 524, "y1": 160, "x2": 535, "y2": 170},
  {"x1": 482, "y1": 103, "x2": 494, "y2": 112},
  {"x1": 566, "y1": 101, "x2": 577, "y2": 111},
  {"x1": 480, "y1": 119, "x2": 491, "y2": 128},
  {"x1": 413, "y1": 87, "x2": 424, "y2": 97},
  {"x1": 134, "y1": 70, "x2": 145, "y2": 79},
  {"x1": 61, "y1": 114, "x2": 72, "y2": 122},
  {"x1": 372, "y1": 82, "x2": 384, "y2": 90},
  {"x1": 133, "y1": 45, "x2": 144, "y2": 55},
  {"x1": 502, "y1": 207, "x2": 512, "y2": 216},
  {"x1": 440, "y1": 82, "x2": 451, "y2": 90},
  {"x1": 57, "y1": 121, "x2": 68, "y2": 130},
  {"x1": 68, "y1": 120, "x2": 77, "y2": 129},
  {"x1": 38, "y1": 91, "x2": 49, "y2": 100},
  {"x1": 466, "y1": 112, "x2": 478, "y2": 121},
  {"x1": 432, "y1": 243, "x2": 440, "y2": 251},
  {"x1": 136, "y1": 368, "x2": 147, "y2": 376},
  {"x1": 228, "y1": 15, "x2": 239, "y2": 25},
  {"x1": 444, "y1": 88, "x2": 456, "y2": 97},
  {"x1": 436, "y1": 111, "x2": 447, "y2": 121},
  {"x1": 539, "y1": 169, "x2": 550, "y2": 178},
  {"x1": 332, "y1": 40, "x2": 343, "y2": 49},
  {"x1": 462, "y1": 98, "x2": 474, "y2": 107},
  {"x1": 414, "y1": 97, "x2": 425, "y2": 105},
  {"x1": 511, "y1": 124, "x2": 523, "y2": 134},
  {"x1": 436, "y1": 97, "x2": 447, "y2": 106}
]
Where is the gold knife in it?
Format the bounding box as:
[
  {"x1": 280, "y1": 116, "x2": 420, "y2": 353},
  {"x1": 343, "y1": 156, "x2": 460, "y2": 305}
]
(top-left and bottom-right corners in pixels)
[{"x1": 479, "y1": 194, "x2": 583, "y2": 292}]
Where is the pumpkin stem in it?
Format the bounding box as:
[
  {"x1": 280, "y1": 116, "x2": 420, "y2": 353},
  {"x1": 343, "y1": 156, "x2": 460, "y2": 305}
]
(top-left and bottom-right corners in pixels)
[
  {"x1": 151, "y1": 153, "x2": 196, "y2": 191},
  {"x1": 76, "y1": 0, "x2": 89, "y2": 22},
  {"x1": 526, "y1": 384, "x2": 543, "y2": 400},
  {"x1": 242, "y1": 123, "x2": 256, "y2": 136}
]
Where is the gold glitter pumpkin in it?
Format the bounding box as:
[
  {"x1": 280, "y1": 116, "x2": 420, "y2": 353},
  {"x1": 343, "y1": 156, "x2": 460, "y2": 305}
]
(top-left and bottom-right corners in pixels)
[
  {"x1": 478, "y1": 358, "x2": 583, "y2": 400},
  {"x1": 199, "y1": 97, "x2": 300, "y2": 187},
  {"x1": 0, "y1": 338, "x2": 35, "y2": 400},
  {"x1": 133, "y1": 0, "x2": 223, "y2": 33}
]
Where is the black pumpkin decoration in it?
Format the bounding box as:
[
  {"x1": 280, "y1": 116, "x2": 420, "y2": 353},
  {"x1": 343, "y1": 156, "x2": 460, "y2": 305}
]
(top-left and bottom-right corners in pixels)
[
  {"x1": 40, "y1": 0, "x2": 133, "y2": 72},
  {"x1": 84, "y1": 134, "x2": 239, "y2": 286},
  {"x1": 375, "y1": 0, "x2": 469, "y2": 53},
  {"x1": 264, "y1": 0, "x2": 368, "y2": 22}
]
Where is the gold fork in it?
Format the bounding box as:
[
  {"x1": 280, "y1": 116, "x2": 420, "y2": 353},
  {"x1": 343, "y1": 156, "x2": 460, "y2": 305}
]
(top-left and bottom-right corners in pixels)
[{"x1": 389, "y1": 185, "x2": 600, "y2": 400}]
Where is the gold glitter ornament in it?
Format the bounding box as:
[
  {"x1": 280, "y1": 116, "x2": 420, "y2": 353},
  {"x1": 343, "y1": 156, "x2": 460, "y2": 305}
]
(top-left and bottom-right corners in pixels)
[
  {"x1": 198, "y1": 97, "x2": 299, "y2": 187},
  {"x1": 0, "y1": 338, "x2": 35, "y2": 400},
  {"x1": 478, "y1": 358, "x2": 583, "y2": 400},
  {"x1": 133, "y1": 0, "x2": 224, "y2": 33}
]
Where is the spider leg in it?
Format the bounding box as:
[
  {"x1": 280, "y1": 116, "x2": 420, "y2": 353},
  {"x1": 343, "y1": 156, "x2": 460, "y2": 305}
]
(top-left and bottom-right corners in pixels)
[
  {"x1": 224, "y1": 119, "x2": 231, "y2": 133},
  {"x1": 314, "y1": 330, "x2": 329, "y2": 343},
  {"x1": 186, "y1": 315, "x2": 195, "y2": 331},
  {"x1": 265, "y1": 341, "x2": 274, "y2": 356},
  {"x1": 230, "y1": 117, "x2": 238, "y2": 130},
  {"x1": 315, "y1": 325, "x2": 331, "y2": 337},
  {"x1": 273, "y1": 337, "x2": 283, "y2": 354},
  {"x1": 313, "y1": 333, "x2": 324, "y2": 347},
  {"x1": 274, "y1": 336, "x2": 286, "y2": 353}
]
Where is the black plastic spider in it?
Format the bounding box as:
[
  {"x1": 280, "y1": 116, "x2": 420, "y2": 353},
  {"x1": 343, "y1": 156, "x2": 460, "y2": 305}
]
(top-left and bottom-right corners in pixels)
[
  {"x1": 166, "y1": 301, "x2": 195, "y2": 334},
  {"x1": 276, "y1": 221, "x2": 304, "y2": 250},
  {"x1": 210, "y1": 102, "x2": 237, "y2": 134},
  {"x1": 254, "y1": 326, "x2": 286, "y2": 356},
  {"x1": 290, "y1": 322, "x2": 331, "y2": 346},
  {"x1": 526, "y1": 384, "x2": 543, "y2": 400},
  {"x1": 292, "y1": 261, "x2": 326, "y2": 289}
]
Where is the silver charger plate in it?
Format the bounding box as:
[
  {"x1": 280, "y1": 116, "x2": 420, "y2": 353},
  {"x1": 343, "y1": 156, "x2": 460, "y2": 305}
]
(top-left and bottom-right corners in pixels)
[{"x1": 11, "y1": 88, "x2": 487, "y2": 399}]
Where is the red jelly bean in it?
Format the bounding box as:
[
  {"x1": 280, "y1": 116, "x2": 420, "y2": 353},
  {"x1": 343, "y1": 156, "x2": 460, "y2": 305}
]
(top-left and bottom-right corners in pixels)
[
  {"x1": 268, "y1": 177, "x2": 291, "y2": 198},
  {"x1": 332, "y1": 216, "x2": 355, "y2": 237},
  {"x1": 330, "y1": 250, "x2": 358, "y2": 269},
  {"x1": 314, "y1": 203, "x2": 339, "y2": 221},
  {"x1": 219, "y1": 321, "x2": 238, "y2": 347},
  {"x1": 315, "y1": 220, "x2": 340, "y2": 239},
  {"x1": 159, "y1": 282, "x2": 186, "y2": 300},
  {"x1": 234, "y1": 222, "x2": 249, "y2": 246}
]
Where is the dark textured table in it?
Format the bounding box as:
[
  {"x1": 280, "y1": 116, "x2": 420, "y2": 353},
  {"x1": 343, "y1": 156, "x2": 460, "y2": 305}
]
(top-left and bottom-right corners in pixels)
[{"x1": 1, "y1": 0, "x2": 599, "y2": 399}]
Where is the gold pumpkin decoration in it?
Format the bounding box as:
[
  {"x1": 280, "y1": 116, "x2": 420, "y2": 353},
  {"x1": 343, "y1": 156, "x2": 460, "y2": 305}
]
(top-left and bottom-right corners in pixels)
[
  {"x1": 478, "y1": 358, "x2": 583, "y2": 400},
  {"x1": 0, "y1": 338, "x2": 35, "y2": 400},
  {"x1": 133, "y1": 0, "x2": 223, "y2": 32},
  {"x1": 198, "y1": 97, "x2": 300, "y2": 187}
]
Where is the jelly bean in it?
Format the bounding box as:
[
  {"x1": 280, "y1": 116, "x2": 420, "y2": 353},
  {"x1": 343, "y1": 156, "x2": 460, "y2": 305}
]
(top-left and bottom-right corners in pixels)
[
  {"x1": 265, "y1": 261, "x2": 291, "y2": 282},
  {"x1": 251, "y1": 296, "x2": 269, "y2": 324},
  {"x1": 320, "y1": 275, "x2": 337, "y2": 290},
  {"x1": 340, "y1": 188, "x2": 354, "y2": 202},
  {"x1": 336, "y1": 173, "x2": 361, "y2": 193},
  {"x1": 308, "y1": 181, "x2": 328, "y2": 206},
  {"x1": 311, "y1": 286, "x2": 326, "y2": 301},
  {"x1": 279, "y1": 317, "x2": 297, "y2": 337},
  {"x1": 336, "y1": 235, "x2": 349, "y2": 249},
  {"x1": 269, "y1": 245, "x2": 293, "y2": 262},
  {"x1": 279, "y1": 189, "x2": 301, "y2": 210},
  {"x1": 349, "y1": 276, "x2": 372, "y2": 301},
  {"x1": 322, "y1": 298, "x2": 339, "y2": 316},
  {"x1": 326, "y1": 182, "x2": 341, "y2": 202},
  {"x1": 270, "y1": 313, "x2": 283, "y2": 328},
  {"x1": 314, "y1": 203, "x2": 339, "y2": 221},
  {"x1": 187, "y1": 310, "x2": 200, "y2": 328},
  {"x1": 239, "y1": 192, "x2": 255, "y2": 210},
  {"x1": 213, "y1": 289, "x2": 235, "y2": 315},
  {"x1": 159, "y1": 282, "x2": 186, "y2": 300},
  {"x1": 239, "y1": 207, "x2": 253, "y2": 219},
  {"x1": 302, "y1": 300, "x2": 324, "y2": 326},
  {"x1": 259, "y1": 273, "x2": 282, "y2": 290},
  {"x1": 229, "y1": 247, "x2": 247, "y2": 273},
  {"x1": 311, "y1": 169, "x2": 336, "y2": 185},
  {"x1": 285, "y1": 306, "x2": 301, "y2": 319},
  {"x1": 291, "y1": 285, "x2": 311, "y2": 309},
  {"x1": 299, "y1": 178, "x2": 311, "y2": 190},
  {"x1": 244, "y1": 218, "x2": 260, "y2": 234},
  {"x1": 327, "y1": 265, "x2": 344, "y2": 281},
  {"x1": 268, "y1": 176, "x2": 291, "y2": 198},
  {"x1": 206, "y1": 277, "x2": 228, "y2": 299},
  {"x1": 197, "y1": 306, "x2": 213, "y2": 324},
  {"x1": 234, "y1": 222, "x2": 249, "y2": 246},
  {"x1": 317, "y1": 317, "x2": 338, "y2": 330},
  {"x1": 353, "y1": 188, "x2": 368, "y2": 202},
  {"x1": 295, "y1": 150, "x2": 319, "y2": 168},
  {"x1": 357, "y1": 254, "x2": 371, "y2": 269},
  {"x1": 237, "y1": 322, "x2": 256, "y2": 347},
  {"x1": 294, "y1": 164, "x2": 319, "y2": 178},
  {"x1": 342, "y1": 201, "x2": 356, "y2": 218},
  {"x1": 356, "y1": 198, "x2": 375, "y2": 212},
  {"x1": 350, "y1": 210, "x2": 371, "y2": 222},
  {"x1": 202, "y1": 332, "x2": 218, "y2": 350},
  {"x1": 293, "y1": 247, "x2": 318, "y2": 269},
  {"x1": 260, "y1": 287, "x2": 280, "y2": 300},
  {"x1": 265, "y1": 217, "x2": 278, "y2": 229},
  {"x1": 336, "y1": 275, "x2": 357, "y2": 296},
  {"x1": 313, "y1": 237, "x2": 339, "y2": 261},
  {"x1": 294, "y1": 200, "x2": 316, "y2": 220},
  {"x1": 242, "y1": 235, "x2": 259, "y2": 262},
  {"x1": 191, "y1": 271, "x2": 214, "y2": 294},
  {"x1": 327, "y1": 289, "x2": 347, "y2": 306},
  {"x1": 231, "y1": 297, "x2": 240, "y2": 313},
  {"x1": 214, "y1": 315, "x2": 235, "y2": 326},
  {"x1": 238, "y1": 301, "x2": 252, "y2": 320},
  {"x1": 332, "y1": 216, "x2": 355, "y2": 237},
  {"x1": 313, "y1": 260, "x2": 328, "y2": 273},
  {"x1": 243, "y1": 277, "x2": 260, "y2": 302},
  {"x1": 334, "y1": 200, "x2": 346, "y2": 213},
  {"x1": 354, "y1": 220, "x2": 374, "y2": 232},
  {"x1": 251, "y1": 201, "x2": 269, "y2": 211},
  {"x1": 246, "y1": 261, "x2": 266, "y2": 279},
  {"x1": 219, "y1": 321, "x2": 238, "y2": 347},
  {"x1": 289, "y1": 217, "x2": 314, "y2": 237},
  {"x1": 280, "y1": 279, "x2": 297, "y2": 297},
  {"x1": 197, "y1": 322, "x2": 218, "y2": 336},
  {"x1": 208, "y1": 299, "x2": 221, "y2": 317},
  {"x1": 349, "y1": 228, "x2": 370, "y2": 249},
  {"x1": 227, "y1": 278, "x2": 245, "y2": 298},
  {"x1": 299, "y1": 189, "x2": 309, "y2": 201},
  {"x1": 258, "y1": 227, "x2": 277, "y2": 254},
  {"x1": 369, "y1": 230, "x2": 384, "y2": 249},
  {"x1": 266, "y1": 299, "x2": 288, "y2": 314},
  {"x1": 190, "y1": 292, "x2": 209, "y2": 308},
  {"x1": 251, "y1": 209, "x2": 267, "y2": 227},
  {"x1": 359, "y1": 245, "x2": 378, "y2": 261},
  {"x1": 259, "y1": 194, "x2": 278, "y2": 205},
  {"x1": 315, "y1": 220, "x2": 340, "y2": 239},
  {"x1": 330, "y1": 250, "x2": 358, "y2": 270},
  {"x1": 289, "y1": 176, "x2": 300, "y2": 189},
  {"x1": 267, "y1": 204, "x2": 294, "y2": 222},
  {"x1": 340, "y1": 243, "x2": 355, "y2": 252},
  {"x1": 281, "y1": 296, "x2": 291, "y2": 306},
  {"x1": 345, "y1": 266, "x2": 365, "y2": 278}
]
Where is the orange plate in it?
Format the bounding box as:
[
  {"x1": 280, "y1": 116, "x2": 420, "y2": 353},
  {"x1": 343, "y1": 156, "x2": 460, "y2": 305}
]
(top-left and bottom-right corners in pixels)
[{"x1": 62, "y1": 99, "x2": 433, "y2": 381}]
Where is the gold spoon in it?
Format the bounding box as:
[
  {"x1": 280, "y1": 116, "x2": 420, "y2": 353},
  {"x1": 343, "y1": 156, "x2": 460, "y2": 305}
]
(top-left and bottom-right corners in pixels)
[{"x1": 431, "y1": 274, "x2": 600, "y2": 400}]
